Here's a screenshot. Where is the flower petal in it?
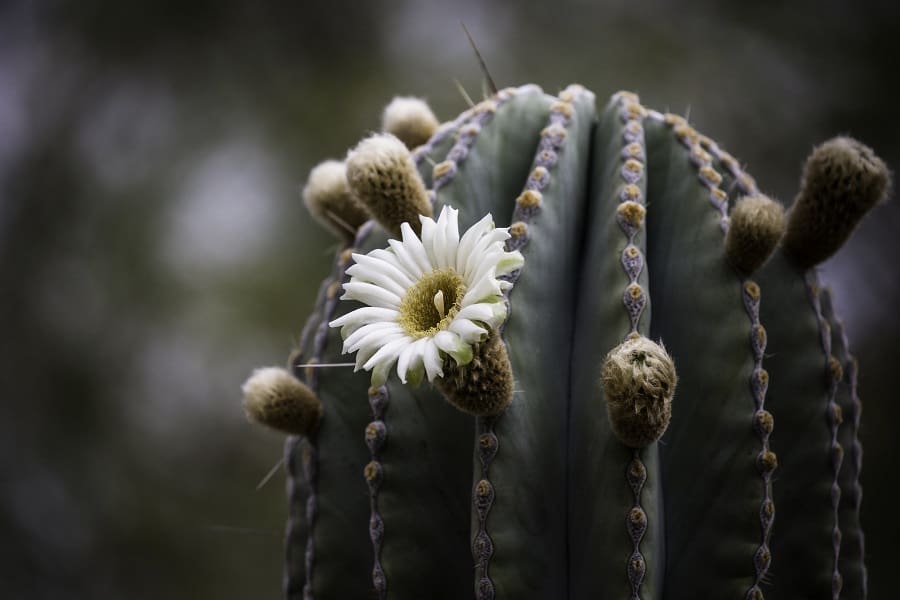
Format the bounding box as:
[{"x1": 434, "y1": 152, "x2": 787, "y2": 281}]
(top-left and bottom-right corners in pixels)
[
  {"x1": 496, "y1": 249, "x2": 524, "y2": 276},
  {"x1": 456, "y1": 213, "x2": 493, "y2": 272},
  {"x1": 363, "y1": 336, "x2": 410, "y2": 371},
  {"x1": 348, "y1": 253, "x2": 414, "y2": 289},
  {"x1": 330, "y1": 306, "x2": 400, "y2": 336},
  {"x1": 341, "y1": 281, "x2": 402, "y2": 309},
  {"x1": 400, "y1": 221, "x2": 433, "y2": 274},
  {"x1": 423, "y1": 339, "x2": 444, "y2": 381},
  {"x1": 433, "y1": 330, "x2": 474, "y2": 366},
  {"x1": 449, "y1": 317, "x2": 488, "y2": 343},
  {"x1": 461, "y1": 270, "x2": 503, "y2": 306},
  {"x1": 345, "y1": 323, "x2": 405, "y2": 354},
  {"x1": 388, "y1": 238, "x2": 424, "y2": 279}
]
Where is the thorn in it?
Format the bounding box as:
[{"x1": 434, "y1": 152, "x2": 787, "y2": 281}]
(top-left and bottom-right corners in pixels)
[
  {"x1": 453, "y1": 78, "x2": 475, "y2": 108},
  {"x1": 324, "y1": 209, "x2": 357, "y2": 236},
  {"x1": 293, "y1": 362, "x2": 357, "y2": 368},
  {"x1": 684, "y1": 104, "x2": 692, "y2": 123},
  {"x1": 425, "y1": 156, "x2": 437, "y2": 167},
  {"x1": 461, "y1": 22, "x2": 498, "y2": 95},
  {"x1": 256, "y1": 457, "x2": 285, "y2": 491}
]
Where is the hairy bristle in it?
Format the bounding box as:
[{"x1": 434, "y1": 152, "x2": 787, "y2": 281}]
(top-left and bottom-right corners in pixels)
[
  {"x1": 725, "y1": 194, "x2": 786, "y2": 274},
  {"x1": 302, "y1": 160, "x2": 371, "y2": 241},
  {"x1": 382, "y1": 96, "x2": 440, "y2": 150},
  {"x1": 783, "y1": 136, "x2": 891, "y2": 268},
  {"x1": 601, "y1": 337, "x2": 677, "y2": 448},
  {"x1": 242, "y1": 367, "x2": 322, "y2": 436},
  {"x1": 436, "y1": 332, "x2": 513, "y2": 417},
  {"x1": 345, "y1": 134, "x2": 433, "y2": 237}
]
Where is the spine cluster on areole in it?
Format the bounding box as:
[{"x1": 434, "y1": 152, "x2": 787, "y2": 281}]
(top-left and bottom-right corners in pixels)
[
  {"x1": 611, "y1": 92, "x2": 652, "y2": 600},
  {"x1": 806, "y1": 279, "x2": 845, "y2": 599},
  {"x1": 363, "y1": 385, "x2": 389, "y2": 599},
  {"x1": 648, "y1": 111, "x2": 778, "y2": 599}
]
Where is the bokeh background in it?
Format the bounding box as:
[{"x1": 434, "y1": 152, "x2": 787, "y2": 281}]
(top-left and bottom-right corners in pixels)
[{"x1": 1, "y1": 1, "x2": 897, "y2": 598}]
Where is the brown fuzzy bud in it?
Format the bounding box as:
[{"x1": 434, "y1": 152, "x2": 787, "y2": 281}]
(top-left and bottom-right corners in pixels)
[
  {"x1": 345, "y1": 134, "x2": 432, "y2": 237},
  {"x1": 241, "y1": 367, "x2": 322, "y2": 436},
  {"x1": 601, "y1": 337, "x2": 677, "y2": 448},
  {"x1": 381, "y1": 97, "x2": 440, "y2": 149},
  {"x1": 302, "y1": 160, "x2": 371, "y2": 241},
  {"x1": 435, "y1": 332, "x2": 513, "y2": 417},
  {"x1": 784, "y1": 136, "x2": 891, "y2": 268},
  {"x1": 725, "y1": 194, "x2": 786, "y2": 274}
]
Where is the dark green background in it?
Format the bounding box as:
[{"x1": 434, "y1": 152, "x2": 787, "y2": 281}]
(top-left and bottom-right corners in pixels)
[{"x1": 1, "y1": 1, "x2": 897, "y2": 597}]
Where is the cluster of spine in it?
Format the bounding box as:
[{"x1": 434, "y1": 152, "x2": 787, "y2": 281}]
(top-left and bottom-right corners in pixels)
[
  {"x1": 611, "y1": 92, "x2": 652, "y2": 599},
  {"x1": 806, "y1": 278, "x2": 845, "y2": 599},
  {"x1": 505, "y1": 86, "x2": 582, "y2": 254},
  {"x1": 613, "y1": 92, "x2": 649, "y2": 336},
  {"x1": 364, "y1": 385, "x2": 389, "y2": 598},
  {"x1": 473, "y1": 418, "x2": 499, "y2": 600},
  {"x1": 651, "y1": 113, "x2": 778, "y2": 598}
]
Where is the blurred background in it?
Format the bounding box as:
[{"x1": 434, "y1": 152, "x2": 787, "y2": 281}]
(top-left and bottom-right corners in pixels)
[{"x1": 1, "y1": 1, "x2": 897, "y2": 598}]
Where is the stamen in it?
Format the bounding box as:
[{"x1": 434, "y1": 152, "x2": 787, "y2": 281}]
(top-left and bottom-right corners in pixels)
[{"x1": 434, "y1": 290, "x2": 446, "y2": 318}]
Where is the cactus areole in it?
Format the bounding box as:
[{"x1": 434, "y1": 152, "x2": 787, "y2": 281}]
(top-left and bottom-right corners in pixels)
[{"x1": 243, "y1": 84, "x2": 889, "y2": 600}]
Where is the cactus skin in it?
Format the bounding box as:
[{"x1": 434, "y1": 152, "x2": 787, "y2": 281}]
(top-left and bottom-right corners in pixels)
[{"x1": 269, "y1": 84, "x2": 885, "y2": 599}]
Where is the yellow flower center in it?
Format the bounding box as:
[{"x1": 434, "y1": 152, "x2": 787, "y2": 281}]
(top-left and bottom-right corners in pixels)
[{"x1": 398, "y1": 268, "x2": 466, "y2": 338}]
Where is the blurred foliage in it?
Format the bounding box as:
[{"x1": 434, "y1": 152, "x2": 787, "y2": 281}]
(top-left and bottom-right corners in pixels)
[{"x1": 0, "y1": 0, "x2": 897, "y2": 598}]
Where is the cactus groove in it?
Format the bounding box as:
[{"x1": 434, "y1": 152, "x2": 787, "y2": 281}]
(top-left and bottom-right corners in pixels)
[{"x1": 250, "y1": 83, "x2": 888, "y2": 600}]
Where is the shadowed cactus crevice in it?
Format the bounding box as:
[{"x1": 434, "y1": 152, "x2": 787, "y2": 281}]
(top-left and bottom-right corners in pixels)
[{"x1": 242, "y1": 83, "x2": 889, "y2": 600}]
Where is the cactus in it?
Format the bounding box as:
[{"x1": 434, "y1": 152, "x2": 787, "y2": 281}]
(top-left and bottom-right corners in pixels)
[{"x1": 243, "y1": 84, "x2": 890, "y2": 599}]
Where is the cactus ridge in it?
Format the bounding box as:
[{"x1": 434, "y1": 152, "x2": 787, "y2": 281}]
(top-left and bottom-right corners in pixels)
[
  {"x1": 807, "y1": 278, "x2": 847, "y2": 599},
  {"x1": 261, "y1": 83, "x2": 886, "y2": 600},
  {"x1": 820, "y1": 288, "x2": 866, "y2": 599}
]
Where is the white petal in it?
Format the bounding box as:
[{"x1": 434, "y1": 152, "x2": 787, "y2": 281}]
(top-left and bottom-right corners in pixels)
[
  {"x1": 464, "y1": 229, "x2": 510, "y2": 280},
  {"x1": 432, "y1": 212, "x2": 448, "y2": 268},
  {"x1": 348, "y1": 253, "x2": 414, "y2": 289},
  {"x1": 363, "y1": 337, "x2": 410, "y2": 371},
  {"x1": 369, "y1": 248, "x2": 418, "y2": 281},
  {"x1": 455, "y1": 303, "x2": 496, "y2": 323},
  {"x1": 388, "y1": 239, "x2": 424, "y2": 278},
  {"x1": 433, "y1": 330, "x2": 473, "y2": 365},
  {"x1": 400, "y1": 222, "x2": 433, "y2": 274},
  {"x1": 345, "y1": 323, "x2": 405, "y2": 354},
  {"x1": 419, "y1": 215, "x2": 438, "y2": 263},
  {"x1": 461, "y1": 271, "x2": 503, "y2": 306},
  {"x1": 341, "y1": 281, "x2": 401, "y2": 309},
  {"x1": 444, "y1": 207, "x2": 461, "y2": 264},
  {"x1": 423, "y1": 339, "x2": 444, "y2": 381},
  {"x1": 396, "y1": 343, "x2": 415, "y2": 383},
  {"x1": 330, "y1": 306, "x2": 400, "y2": 332},
  {"x1": 354, "y1": 332, "x2": 407, "y2": 370},
  {"x1": 345, "y1": 261, "x2": 408, "y2": 298},
  {"x1": 496, "y1": 250, "x2": 524, "y2": 276},
  {"x1": 449, "y1": 317, "x2": 488, "y2": 343},
  {"x1": 456, "y1": 213, "x2": 493, "y2": 273}
]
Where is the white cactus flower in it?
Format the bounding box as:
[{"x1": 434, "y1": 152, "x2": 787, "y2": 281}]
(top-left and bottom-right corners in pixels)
[{"x1": 329, "y1": 205, "x2": 524, "y2": 387}]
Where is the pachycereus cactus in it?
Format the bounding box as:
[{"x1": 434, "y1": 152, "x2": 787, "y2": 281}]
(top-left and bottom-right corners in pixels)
[{"x1": 241, "y1": 84, "x2": 890, "y2": 600}]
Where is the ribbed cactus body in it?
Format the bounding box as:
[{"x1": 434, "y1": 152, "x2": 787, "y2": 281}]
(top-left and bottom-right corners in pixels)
[{"x1": 275, "y1": 84, "x2": 879, "y2": 599}]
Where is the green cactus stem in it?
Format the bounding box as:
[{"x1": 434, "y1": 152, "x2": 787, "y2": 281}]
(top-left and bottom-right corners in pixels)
[{"x1": 242, "y1": 83, "x2": 889, "y2": 600}]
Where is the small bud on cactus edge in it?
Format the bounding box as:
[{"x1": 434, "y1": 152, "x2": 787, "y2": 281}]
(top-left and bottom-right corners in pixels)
[
  {"x1": 783, "y1": 136, "x2": 891, "y2": 269},
  {"x1": 382, "y1": 96, "x2": 440, "y2": 149},
  {"x1": 435, "y1": 331, "x2": 514, "y2": 417},
  {"x1": 345, "y1": 133, "x2": 433, "y2": 237},
  {"x1": 601, "y1": 337, "x2": 677, "y2": 448},
  {"x1": 302, "y1": 160, "x2": 372, "y2": 241},
  {"x1": 242, "y1": 367, "x2": 322, "y2": 436},
  {"x1": 725, "y1": 194, "x2": 786, "y2": 274}
]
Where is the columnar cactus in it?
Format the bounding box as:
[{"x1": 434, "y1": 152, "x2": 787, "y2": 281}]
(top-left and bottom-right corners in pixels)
[{"x1": 242, "y1": 84, "x2": 889, "y2": 599}]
